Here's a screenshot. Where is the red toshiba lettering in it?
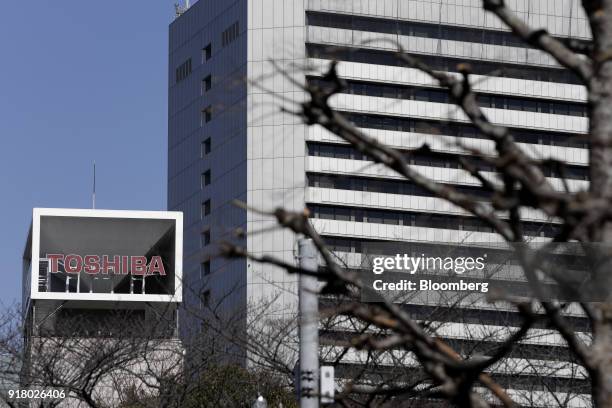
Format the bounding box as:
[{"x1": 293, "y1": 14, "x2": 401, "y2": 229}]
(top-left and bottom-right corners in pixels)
[
  {"x1": 147, "y1": 256, "x2": 166, "y2": 276},
  {"x1": 131, "y1": 256, "x2": 147, "y2": 275},
  {"x1": 122, "y1": 256, "x2": 129, "y2": 275},
  {"x1": 101, "y1": 255, "x2": 120, "y2": 274},
  {"x1": 44, "y1": 254, "x2": 168, "y2": 277},
  {"x1": 84, "y1": 255, "x2": 100, "y2": 274},
  {"x1": 47, "y1": 254, "x2": 64, "y2": 273},
  {"x1": 64, "y1": 254, "x2": 82, "y2": 274}
]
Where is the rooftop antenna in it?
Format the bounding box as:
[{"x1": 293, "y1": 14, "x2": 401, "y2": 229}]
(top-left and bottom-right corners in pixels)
[
  {"x1": 174, "y1": 0, "x2": 189, "y2": 18},
  {"x1": 92, "y1": 161, "x2": 96, "y2": 209}
]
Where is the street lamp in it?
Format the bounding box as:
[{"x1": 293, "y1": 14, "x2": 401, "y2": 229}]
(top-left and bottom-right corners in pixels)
[{"x1": 252, "y1": 394, "x2": 267, "y2": 408}]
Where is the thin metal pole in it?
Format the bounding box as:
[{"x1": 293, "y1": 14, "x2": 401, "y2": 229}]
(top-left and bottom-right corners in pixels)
[
  {"x1": 298, "y1": 238, "x2": 319, "y2": 408},
  {"x1": 92, "y1": 161, "x2": 96, "y2": 209}
]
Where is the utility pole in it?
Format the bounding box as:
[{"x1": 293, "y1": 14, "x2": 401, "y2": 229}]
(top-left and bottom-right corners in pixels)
[{"x1": 298, "y1": 238, "x2": 319, "y2": 408}]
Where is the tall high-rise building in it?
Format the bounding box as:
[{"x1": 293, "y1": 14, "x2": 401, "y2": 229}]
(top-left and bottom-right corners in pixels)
[{"x1": 169, "y1": 1, "x2": 591, "y2": 405}]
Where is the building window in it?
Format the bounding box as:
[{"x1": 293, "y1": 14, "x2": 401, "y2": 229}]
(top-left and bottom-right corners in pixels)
[
  {"x1": 201, "y1": 260, "x2": 211, "y2": 277},
  {"x1": 202, "y1": 75, "x2": 212, "y2": 94},
  {"x1": 307, "y1": 204, "x2": 560, "y2": 237},
  {"x1": 201, "y1": 170, "x2": 211, "y2": 187},
  {"x1": 175, "y1": 58, "x2": 192, "y2": 83},
  {"x1": 201, "y1": 106, "x2": 212, "y2": 125},
  {"x1": 201, "y1": 138, "x2": 211, "y2": 157},
  {"x1": 201, "y1": 230, "x2": 211, "y2": 247},
  {"x1": 202, "y1": 43, "x2": 212, "y2": 62},
  {"x1": 338, "y1": 111, "x2": 588, "y2": 149},
  {"x1": 202, "y1": 289, "x2": 211, "y2": 308},
  {"x1": 222, "y1": 21, "x2": 239, "y2": 47},
  {"x1": 202, "y1": 199, "x2": 211, "y2": 217}
]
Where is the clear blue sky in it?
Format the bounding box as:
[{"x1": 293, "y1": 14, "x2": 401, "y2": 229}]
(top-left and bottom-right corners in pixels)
[{"x1": 0, "y1": 1, "x2": 177, "y2": 305}]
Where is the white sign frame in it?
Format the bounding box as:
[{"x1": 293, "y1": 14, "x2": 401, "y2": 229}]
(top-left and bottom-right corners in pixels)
[{"x1": 30, "y1": 208, "x2": 183, "y2": 303}]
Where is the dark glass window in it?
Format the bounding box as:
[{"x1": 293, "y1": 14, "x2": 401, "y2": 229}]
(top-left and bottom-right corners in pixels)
[
  {"x1": 222, "y1": 21, "x2": 240, "y2": 47},
  {"x1": 202, "y1": 199, "x2": 211, "y2": 217},
  {"x1": 201, "y1": 230, "x2": 211, "y2": 247},
  {"x1": 335, "y1": 207, "x2": 351, "y2": 221},
  {"x1": 201, "y1": 261, "x2": 211, "y2": 276},
  {"x1": 201, "y1": 170, "x2": 211, "y2": 187},
  {"x1": 524, "y1": 100, "x2": 538, "y2": 112},
  {"x1": 202, "y1": 290, "x2": 211, "y2": 307},
  {"x1": 202, "y1": 75, "x2": 212, "y2": 93},
  {"x1": 203, "y1": 44, "x2": 212, "y2": 62},
  {"x1": 175, "y1": 58, "x2": 192, "y2": 83},
  {"x1": 201, "y1": 138, "x2": 211, "y2": 156},
  {"x1": 202, "y1": 106, "x2": 212, "y2": 125}
]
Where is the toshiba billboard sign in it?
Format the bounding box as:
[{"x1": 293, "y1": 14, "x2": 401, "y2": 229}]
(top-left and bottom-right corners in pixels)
[{"x1": 28, "y1": 208, "x2": 183, "y2": 302}]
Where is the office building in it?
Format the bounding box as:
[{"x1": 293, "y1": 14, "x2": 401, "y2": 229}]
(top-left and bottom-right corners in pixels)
[{"x1": 169, "y1": 1, "x2": 590, "y2": 405}]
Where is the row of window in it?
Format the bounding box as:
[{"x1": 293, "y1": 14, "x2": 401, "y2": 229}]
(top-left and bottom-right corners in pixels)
[
  {"x1": 308, "y1": 204, "x2": 560, "y2": 237},
  {"x1": 200, "y1": 43, "x2": 213, "y2": 131},
  {"x1": 308, "y1": 173, "x2": 493, "y2": 199},
  {"x1": 197, "y1": 39, "x2": 215, "y2": 285},
  {"x1": 306, "y1": 44, "x2": 581, "y2": 85},
  {"x1": 330, "y1": 361, "x2": 589, "y2": 393},
  {"x1": 200, "y1": 135, "x2": 212, "y2": 237},
  {"x1": 175, "y1": 58, "x2": 192, "y2": 83},
  {"x1": 309, "y1": 77, "x2": 588, "y2": 117},
  {"x1": 320, "y1": 300, "x2": 590, "y2": 332},
  {"x1": 485, "y1": 373, "x2": 589, "y2": 393},
  {"x1": 200, "y1": 44, "x2": 213, "y2": 122},
  {"x1": 476, "y1": 93, "x2": 586, "y2": 117},
  {"x1": 306, "y1": 11, "x2": 590, "y2": 51},
  {"x1": 326, "y1": 332, "x2": 583, "y2": 366},
  {"x1": 323, "y1": 324, "x2": 581, "y2": 357},
  {"x1": 332, "y1": 360, "x2": 590, "y2": 393},
  {"x1": 342, "y1": 111, "x2": 589, "y2": 149},
  {"x1": 222, "y1": 21, "x2": 240, "y2": 47},
  {"x1": 200, "y1": 137, "x2": 212, "y2": 218},
  {"x1": 307, "y1": 142, "x2": 589, "y2": 180},
  {"x1": 402, "y1": 304, "x2": 590, "y2": 332},
  {"x1": 200, "y1": 128, "x2": 212, "y2": 251}
]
